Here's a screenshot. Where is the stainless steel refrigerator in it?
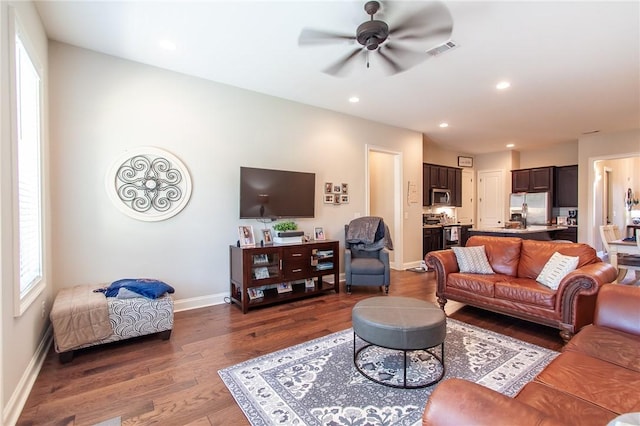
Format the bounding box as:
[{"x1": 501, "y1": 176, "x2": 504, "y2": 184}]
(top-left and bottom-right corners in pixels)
[{"x1": 509, "y1": 192, "x2": 551, "y2": 226}]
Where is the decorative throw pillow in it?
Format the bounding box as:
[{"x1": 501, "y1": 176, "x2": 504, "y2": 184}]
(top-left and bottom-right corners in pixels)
[
  {"x1": 536, "y1": 252, "x2": 580, "y2": 290},
  {"x1": 452, "y1": 246, "x2": 494, "y2": 274}
]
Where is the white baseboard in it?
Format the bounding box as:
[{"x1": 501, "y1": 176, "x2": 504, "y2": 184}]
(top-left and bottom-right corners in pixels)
[
  {"x1": 4, "y1": 325, "x2": 53, "y2": 426},
  {"x1": 172, "y1": 291, "x2": 229, "y2": 312}
]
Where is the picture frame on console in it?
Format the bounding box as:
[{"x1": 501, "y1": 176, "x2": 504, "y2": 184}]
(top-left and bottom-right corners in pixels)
[
  {"x1": 261, "y1": 229, "x2": 273, "y2": 244},
  {"x1": 314, "y1": 227, "x2": 325, "y2": 240},
  {"x1": 277, "y1": 283, "x2": 293, "y2": 293},
  {"x1": 238, "y1": 225, "x2": 255, "y2": 247},
  {"x1": 247, "y1": 287, "x2": 264, "y2": 300}
]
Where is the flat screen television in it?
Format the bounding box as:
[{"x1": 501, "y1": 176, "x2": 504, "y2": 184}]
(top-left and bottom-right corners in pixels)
[{"x1": 240, "y1": 167, "x2": 315, "y2": 219}]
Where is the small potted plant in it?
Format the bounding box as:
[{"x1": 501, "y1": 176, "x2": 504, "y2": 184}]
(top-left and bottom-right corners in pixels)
[{"x1": 273, "y1": 221, "x2": 298, "y2": 236}]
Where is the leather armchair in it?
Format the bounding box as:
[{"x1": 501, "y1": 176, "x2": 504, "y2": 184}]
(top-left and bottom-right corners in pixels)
[{"x1": 344, "y1": 222, "x2": 391, "y2": 294}]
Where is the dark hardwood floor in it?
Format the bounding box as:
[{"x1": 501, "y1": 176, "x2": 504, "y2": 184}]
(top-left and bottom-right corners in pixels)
[{"x1": 17, "y1": 270, "x2": 564, "y2": 426}]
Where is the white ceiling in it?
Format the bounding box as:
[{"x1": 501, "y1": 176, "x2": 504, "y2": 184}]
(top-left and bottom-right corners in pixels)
[{"x1": 34, "y1": 1, "x2": 640, "y2": 155}]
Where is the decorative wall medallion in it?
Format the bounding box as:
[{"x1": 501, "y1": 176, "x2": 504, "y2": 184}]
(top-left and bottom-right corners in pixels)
[{"x1": 106, "y1": 147, "x2": 192, "y2": 221}]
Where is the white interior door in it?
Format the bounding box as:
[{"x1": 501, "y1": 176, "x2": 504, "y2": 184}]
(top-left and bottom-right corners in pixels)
[
  {"x1": 478, "y1": 169, "x2": 505, "y2": 227},
  {"x1": 457, "y1": 170, "x2": 475, "y2": 224}
]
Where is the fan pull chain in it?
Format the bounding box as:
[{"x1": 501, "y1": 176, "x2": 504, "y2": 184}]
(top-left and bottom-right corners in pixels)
[{"x1": 366, "y1": 50, "x2": 370, "y2": 68}]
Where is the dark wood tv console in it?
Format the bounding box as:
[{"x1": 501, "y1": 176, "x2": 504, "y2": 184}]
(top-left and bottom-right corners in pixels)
[{"x1": 229, "y1": 240, "x2": 339, "y2": 313}]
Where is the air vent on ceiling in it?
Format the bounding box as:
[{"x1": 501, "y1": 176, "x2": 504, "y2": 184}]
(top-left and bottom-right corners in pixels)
[{"x1": 426, "y1": 40, "x2": 459, "y2": 57}]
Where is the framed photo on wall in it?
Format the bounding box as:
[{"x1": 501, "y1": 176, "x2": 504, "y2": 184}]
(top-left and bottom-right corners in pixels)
[
  {"x1": 324, "y1": 194, "x2": 335, "y2": 204},
  {"x1": 458, "y1": 156, "x2": 473, "y2": 168},
  {"x1": 324, "y1": 182, "x2": 333, "y2": 194}
]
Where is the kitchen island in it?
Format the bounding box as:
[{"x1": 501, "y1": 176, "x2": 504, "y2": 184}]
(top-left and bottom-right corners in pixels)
[{"x1": 468, "y1": 225, "x2": 571, "y2": 241}]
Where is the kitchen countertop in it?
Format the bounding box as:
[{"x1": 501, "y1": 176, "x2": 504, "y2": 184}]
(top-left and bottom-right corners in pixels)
[
  {"x1": 469, "y1": 225, "x2": 569, "y2": 234},
  {"x1": 423, "y1": 223, "x2": 474, "y2": 229}
]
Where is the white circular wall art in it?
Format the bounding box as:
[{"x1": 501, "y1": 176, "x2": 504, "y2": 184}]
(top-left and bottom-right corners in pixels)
[{"x1": 106, "y1": 147, "x2": 192, "y2": 221}]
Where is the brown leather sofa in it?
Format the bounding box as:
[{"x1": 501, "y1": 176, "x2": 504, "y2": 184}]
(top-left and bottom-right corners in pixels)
[
  {"x1": 421, "y1": 283, "x2": 640, "y2": 426},
  {"x1": 425, "y1": 236, "x2": 617, "y2": 342}
]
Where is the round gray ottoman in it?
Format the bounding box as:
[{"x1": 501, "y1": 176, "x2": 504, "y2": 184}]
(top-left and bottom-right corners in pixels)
[{"x1": 352, "y1": 296, "x2": 446, "y2": 388}]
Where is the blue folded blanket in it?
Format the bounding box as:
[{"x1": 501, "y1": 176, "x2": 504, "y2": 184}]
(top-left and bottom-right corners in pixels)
[{"x1": 96, "y1": 278, "x2": 175, "y2": 299}]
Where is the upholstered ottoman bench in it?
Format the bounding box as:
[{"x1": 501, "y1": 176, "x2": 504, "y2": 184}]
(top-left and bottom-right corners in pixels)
[
  {"x1": 50, "y1": 282, "x2": 174, "y2": 363},
  {"x1": 352, "y1": 296, "x2": 446, "y2": 388}
]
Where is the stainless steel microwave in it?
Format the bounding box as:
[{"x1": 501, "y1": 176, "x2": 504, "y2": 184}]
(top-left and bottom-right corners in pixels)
[{"x1": 431, "y1": 188, "x2": 452, "y2": 206}]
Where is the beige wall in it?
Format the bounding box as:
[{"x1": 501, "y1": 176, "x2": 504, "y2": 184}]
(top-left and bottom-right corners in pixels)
[
  {"x1": 48, "y1": 42, "x2": 424, "y2": 304},
  {"x1": 423, "y1": 134, "x2": 474, "y2": 168},
  {"x1": 1, "y1": 1, "x2": 53, "y2": 423},
  {"x1": 518, "y1": 141, "x2": 578, "y2": 169}
]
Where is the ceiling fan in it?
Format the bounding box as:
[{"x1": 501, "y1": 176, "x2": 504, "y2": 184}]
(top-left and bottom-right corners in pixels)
[{"x1": 298, "y1": 1, "x2": 453, "y2": 77}]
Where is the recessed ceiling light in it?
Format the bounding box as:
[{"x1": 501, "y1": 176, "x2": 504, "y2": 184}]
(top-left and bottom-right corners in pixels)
[
  {"x1": 506, "y1": 143, "x2": 515, "y2": 148},
  {"x1": 158, "y1": 40, "x2": 177, "y2": 51},
  {"x1": 496, "y1": 81, "x2": 511, "y2": 90},
  {"x1": 348, "y1": 96, "x2": 360, "y2": 103},
  {"x1": 439, "y1": 122, "x2": 449, "y2": 128}
]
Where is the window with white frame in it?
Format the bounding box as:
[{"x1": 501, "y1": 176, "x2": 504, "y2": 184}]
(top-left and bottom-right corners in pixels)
[{"x1": 12, "y1": 15, "x2": 45, "y2": 314}]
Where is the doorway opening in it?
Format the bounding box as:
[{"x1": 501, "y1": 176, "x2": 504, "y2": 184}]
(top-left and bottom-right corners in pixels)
[
  {"x1": 366, "y1": 146, "x2": 402, "y2": 270},
  {"x1": 589, "y1": 154, "x2": 640, "y2": 252}
]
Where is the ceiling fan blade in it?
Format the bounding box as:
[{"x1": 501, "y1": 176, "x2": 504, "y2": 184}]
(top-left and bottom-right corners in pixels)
[
  {"x1": 377, "y1": 47, "x2": 405, "y2": 75},
  {"x1": 390, "y1": 2, "x2": 453, "y2": 40},
  {"x1": 392, "y1": 23, "x2": 452, "y2": 42},
  {"x1": 378, "y1": 42, "x2": 428, "y2": 74},
  {"x1": 323, "y1": 48, "x2": 363, "y2": 77},
  {"x1": 298, "y1": 28, "x2": 356, "y2": 46}
]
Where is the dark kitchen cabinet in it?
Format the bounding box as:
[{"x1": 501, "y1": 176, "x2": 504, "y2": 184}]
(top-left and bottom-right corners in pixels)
[
  {"x1": 428, "y1": 165, "x2": 448, "y2": 189},
  {"x1": 452, "y1": 168, "x2": 462, "y2": 207},
  {"x1": 423, "y1": 164, "x2": 431, "y2": 206},
  {"x1": 423, "y1": 163, "x2": 462, "y2": 206},
  {"x1": 552, "y1": 227, "x2": 577, "y2": 243},
  {"x1": 460, "y1": 224, "x2": 472, "y2": 246},
  {"x1": 554, "y1": 165, "x2": 578, "y2": 207},
  {"x1": 423, "y1": 227, "x2": 443, "y2": 259},
  {"x1": 512, "y1": 167, "x2": 554, "y2": 193}
]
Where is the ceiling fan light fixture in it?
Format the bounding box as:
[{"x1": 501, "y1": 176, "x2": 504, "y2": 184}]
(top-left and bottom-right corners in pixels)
[
  {"x1": 349, "y1": 96, "x2": 360, "y2": 103},
  {"x1": 496, "y1": 81, "x2": 511, "y2": 90},
  {"x1": 299, "y1": 0, "x2": 453, "y2": 76}
]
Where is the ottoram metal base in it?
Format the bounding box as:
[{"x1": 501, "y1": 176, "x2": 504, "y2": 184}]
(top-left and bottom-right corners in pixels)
[{"x1": 353, "y1": 331, "x2": 445, "y2": 389}]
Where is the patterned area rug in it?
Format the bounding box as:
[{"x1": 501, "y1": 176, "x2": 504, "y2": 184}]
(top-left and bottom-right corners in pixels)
[{"x1": 219, "y1": 319, "x2": 558, "y2": 426}]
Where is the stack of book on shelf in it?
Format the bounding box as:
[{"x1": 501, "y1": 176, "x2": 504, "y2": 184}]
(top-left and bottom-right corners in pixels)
[
  {"x1": 316, "y1": 250, "x2": 333, "y2": 258},
  {"x1": 316, "y1": 262, "x2": 333, "y2": 270},
  {"x1": 253, "y1": 267, "x2": 270, "y2": 279}
]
